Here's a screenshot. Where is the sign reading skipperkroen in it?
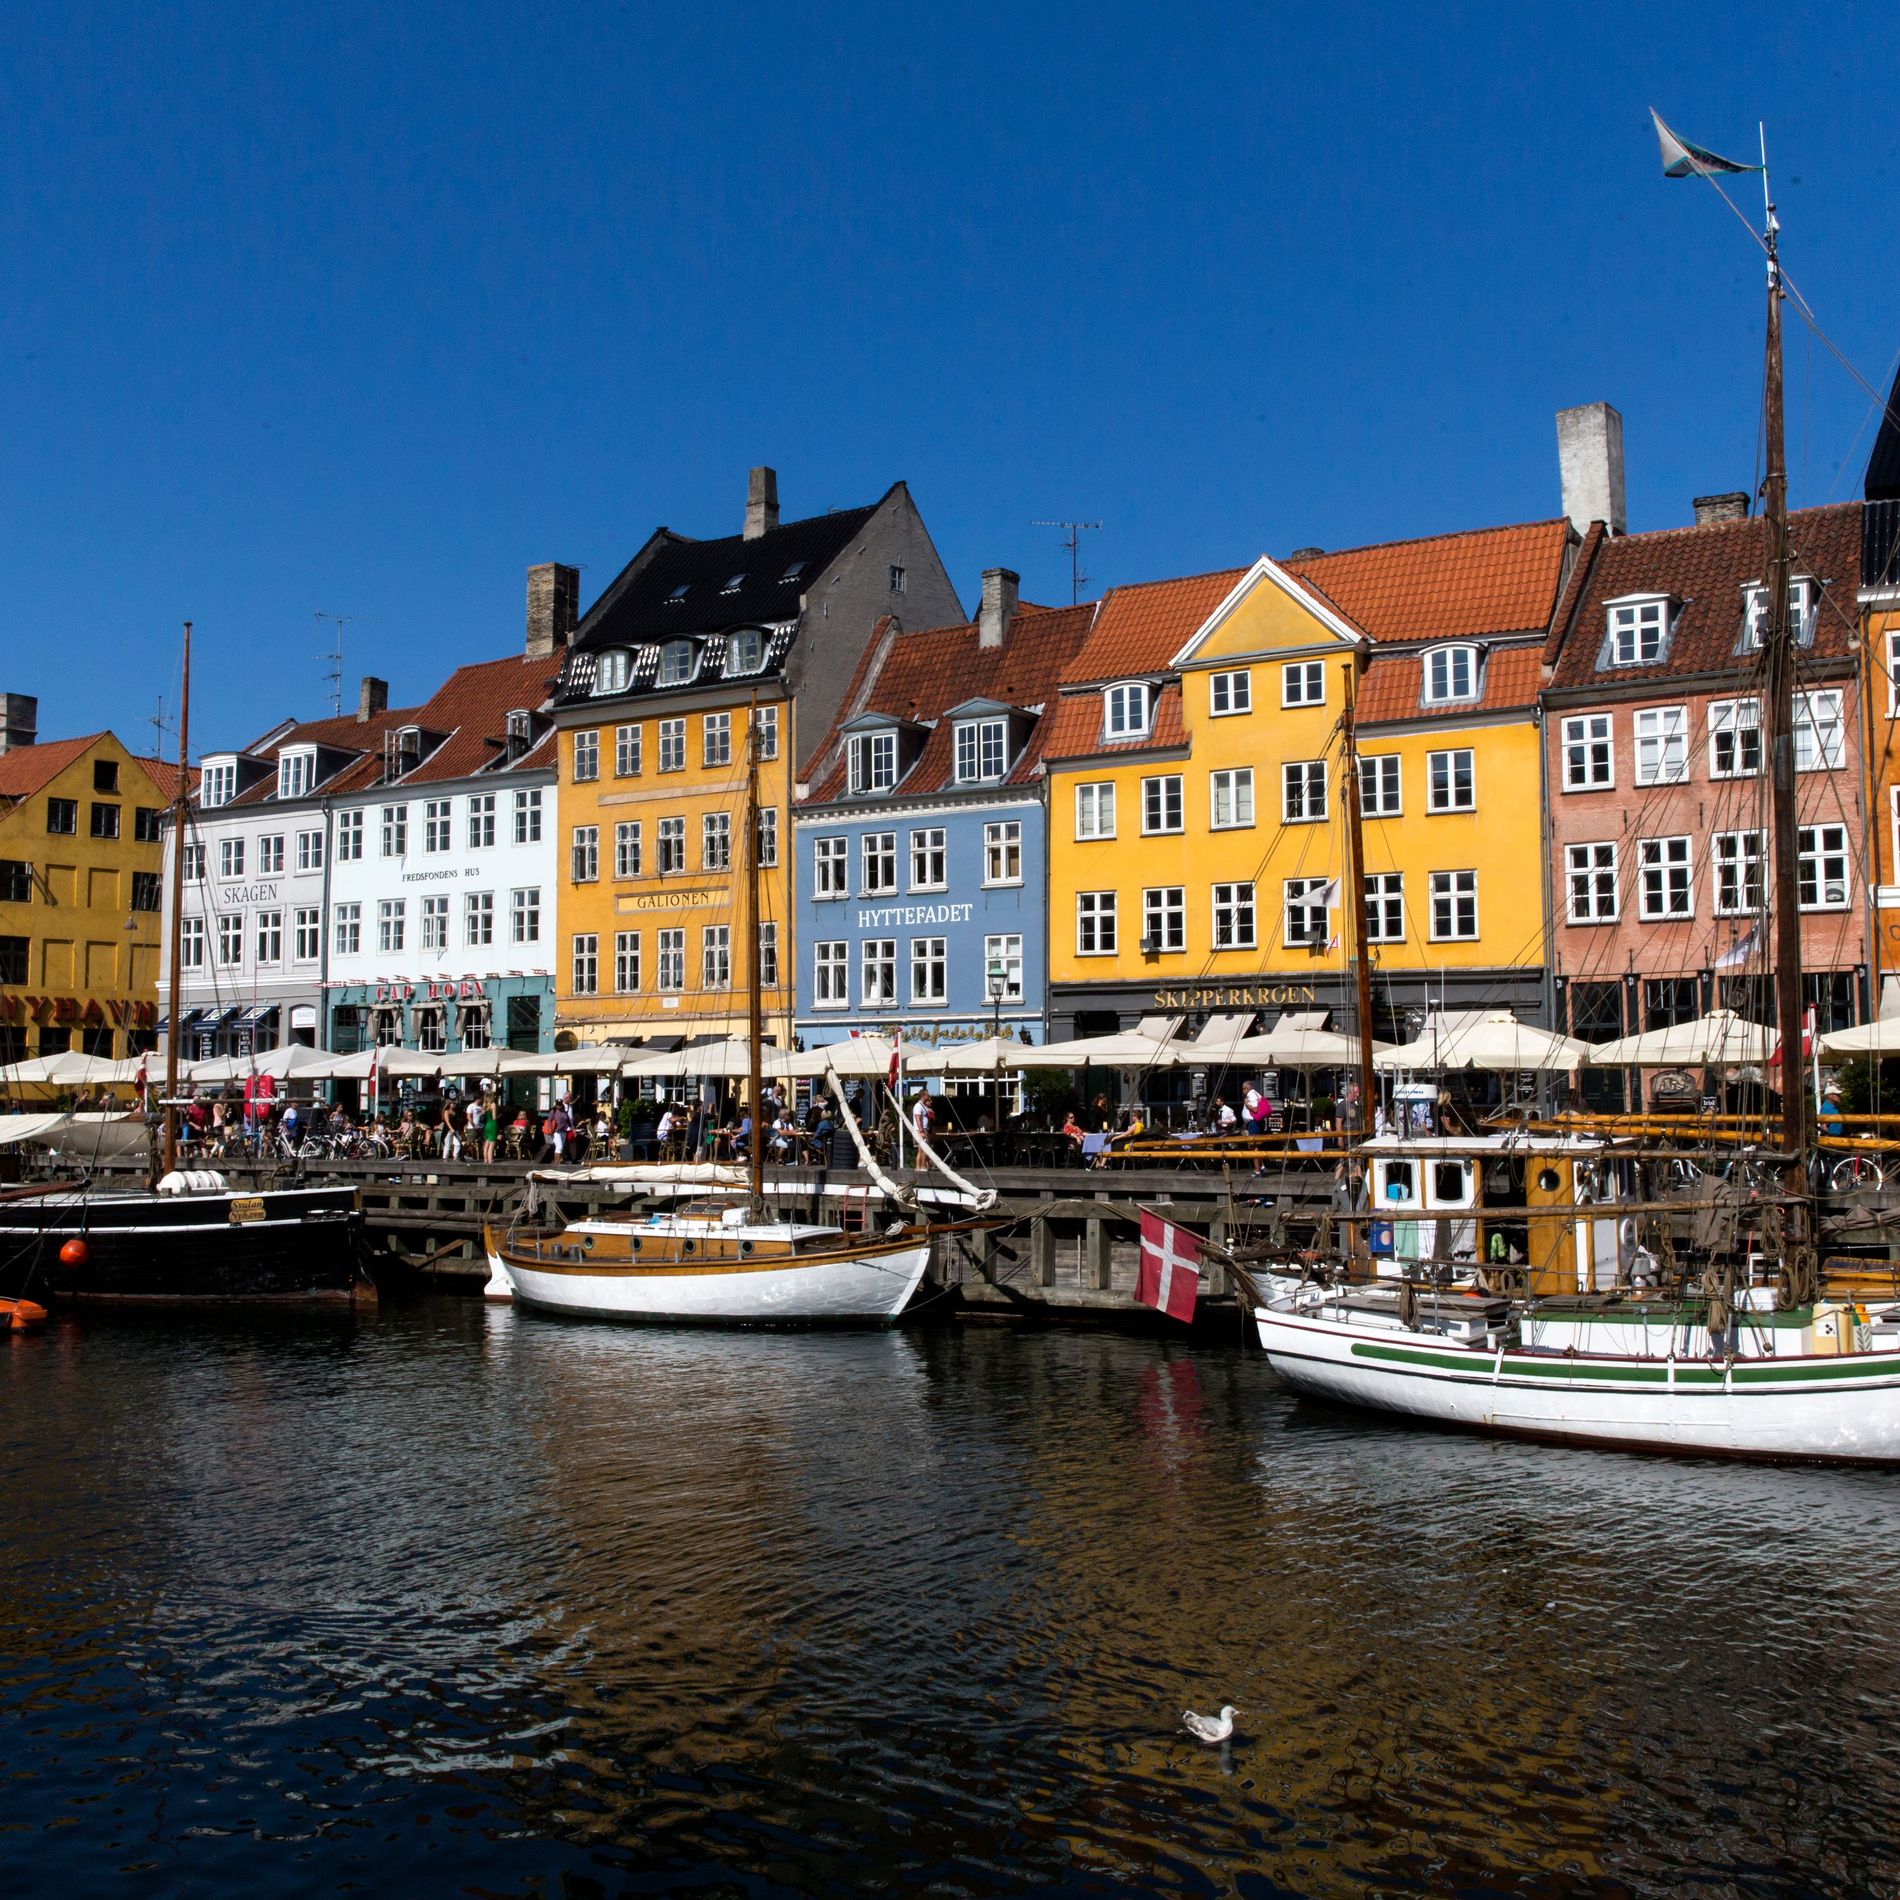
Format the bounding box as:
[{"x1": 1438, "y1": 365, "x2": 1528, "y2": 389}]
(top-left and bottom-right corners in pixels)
[{"x1": 1148, "y1": 982, "x2": 1319, "y2": 1009}]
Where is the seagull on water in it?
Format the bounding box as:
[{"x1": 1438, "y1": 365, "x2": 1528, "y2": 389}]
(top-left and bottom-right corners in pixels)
[{"x1": 1182, "y1": 1705, "x2": 1238, "y2": 1744}]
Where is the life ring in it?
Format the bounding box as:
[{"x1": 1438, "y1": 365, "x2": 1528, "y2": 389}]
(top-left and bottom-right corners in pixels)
[{"x1": 1617, "y1": 1217, "x2": 1639, "y2": 1251}]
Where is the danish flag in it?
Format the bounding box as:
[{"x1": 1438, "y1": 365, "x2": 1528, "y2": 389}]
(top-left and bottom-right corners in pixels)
[
  {"x1": 1136, "y1": 1209, "x2": 1202, "y2": 1324},
  {"x1": 888, "y1": 1029, "x2": 901, "y2": 1093}
]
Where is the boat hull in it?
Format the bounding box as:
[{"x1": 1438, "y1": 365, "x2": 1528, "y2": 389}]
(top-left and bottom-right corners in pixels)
[
  {"x1": 1254, "y1": 1306, "x2": 1900, "y2": 1464},
  {"x1": 0, "y1": 1188, "x2": 368, "y2": 1304},
  {"x1": 487, "y1": 1225, "x2": 933, "y2": 1327}
]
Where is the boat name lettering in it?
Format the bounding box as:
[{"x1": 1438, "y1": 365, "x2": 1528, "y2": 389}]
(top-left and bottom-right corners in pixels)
[
  {"x1": 855, "y1": 903, "x2": 975, "y2": 929},
  {"x1": 227, "y1": 1197, "x2": 266, "y2": 1225}
]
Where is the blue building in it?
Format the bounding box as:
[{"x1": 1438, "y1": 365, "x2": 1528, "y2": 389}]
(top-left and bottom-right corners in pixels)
[{"x1": 793, "y1": 573, "x2": 1093, "y2": 1080}]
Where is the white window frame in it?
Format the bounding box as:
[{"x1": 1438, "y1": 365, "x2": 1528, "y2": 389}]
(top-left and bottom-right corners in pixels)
[
  {"x1": 615, "y1": 723, "x2": 642, "y2": 777},
  {"x1": 813, "y1": 941, "x2": 849, "y2": 1008},
  {"x1": 277, "y1": 748, "x2": 316, "y2": 800},
  {"x1": 181, "y1": 915, "x2": 206, "y2": 968},
  {"x1": 1213, "y1": 880, "x2": 1259, "y2": 949},
  {"x1": 1428, "y1": 869, "x2": 1479, "y2": 941},
  {"x1": 848, "y1": 730, "x2": 898, "y2": 794},
  {"x1": 570, "y1": 825, "x2": 599, "y2": 883},
  {"x1": 377, "y1": 898, "x2": 405, "y2": 953},
  {"x1": 380, "y1": 804, "x2": 407, "y2": 858},
  {"x1": 1607, "y1": 595, "x2": 1670, "y2": 666},
  {"x1": 217, "y1": 914, "x2": 243, "y2": 967},
  {"x1": 424, "y1": 799, "x2": 453, "y2": 853},
  {"x1": 657, "y1": 928, "x2": 685, "y2": 992},
  {"x1": 614, "y1": 820, "x2": 641, "y2": 879},
  {"x1": 1141, "y1": 886, "x2": 1185, "y2": 953},
  {"x1": 571, "y1": 933, "x2": 599, "y2": 996},
  {"x1": 701, "y1": 925, "x2": 731, "y2": 991},
  {"x1": 1637, "y1": 836, "x2": 1693, "y2": 921},
  {"x1": 218, "y1": 837, "x2": 244, "y2": 879},
  {"x1": 908, "y1": 936, "x2": 947, "y2": 1005},
  {"x1": 293, "y1": 907, "x2": 321, "y2": 961},
  {"x1": 331, "y1": 904, "x2": 359, "y2": 958},
  {"x1": 1423, "y1": 645, "x2": 1479, "y2": 705},
  {"x1": 465, "y1": 891, "x2": 494, "y2": 946},
  {"x1": 1212, "y1": 668, "x2": 1254, "y2": 715},
  {"x1": 1560, "y1": 714, "x2": 1614, "y2": 791},
  {"x1": 255, "y1": 909, "x2": 282, "y2": 965},
  {"x1": 1365, "y1": 872, "x2": 1404, "y2": 943},
  {"x1": 656, "y1": 641, "x2": 694, "y2": 687},
  {"x1": 1075, "y1": 891, "x2": 1117, "y2": 955},
  {"x1": 1275, "y1": 762, "x2": 1318, "y2": 826},
  {"x1": 1359, "y1": 754, "x2": 1401, "y2": 817},
  {"x1": 1565, "y1": 842, "x2": 1620, "y2": 924},
  {"x1": 257, "y1": 834, "x2": 285, "y2": 875},
  {"x1": 1713, "y1": 831, "x2": 1765, "y2": 917},
  {"x1": 1426, "y1": 749, "x2": 1475, "y2": 813},
  {"x1": 756, "y1": 705, "x2": 779, "y2": 761},
  {"x1": 1632, "y1": 706, "x2": 1689, "y2": 786},
  {"x1": 1277, "y1": 662, "x2": 1319, "y2": 709},
  {"x1": 814, "y1": 835, "x2": 848, "y2": 898},
  {"x1": 701, "y1": 812, "x2": 731, "y2": 873},
  {"x1": 655, "y1": 816, "x2": 685, "y2": 876},
  {"x1": 1794, "y1": 689, "x2": 1845, "y2": 772},
  {"x1": 909, "y1": 827, "x2": 947, "y2": 892},
  {"x1": 984, "y1": 933, "x2": 1025, "y2": 1004},
  {"x1": 510, "y1": 887, "x2": 540, "y2": 943},
  {"x1": 861, "y1": 938, "x2": 897, "y2": 1007},
  {"x1": 1798, "y1": 824, "x2": 1851, "y2": 912},
  {"x1": 512, "y1": 789, "x2": 542, "y2": 844},
  {"x1": 614, "y1": 931, "x2": 641, "y2": 994},
  {"x1": 954, "y1": 717, "x2": 1008, "y2": 784},
  {"x1": 572, "y1": 731, "x2": 599, "y2": 783},
  {"x1": 467, "y1": 794, "x2": 495, "y2": 849},
  {"x1": 657, "y1": 718, "x2": 686, "y2": 773},
  {"x1": 1708, "y1": 699, "x2": 1762, "y2": 779},
  {"x1": 703, "y1": 712, "x2": 732, "y2": 768},
  {"x1": 860, "y1": 831, "x2": 897, "y2": 896},
  {"x1": 1141, "y1": 774, "x2": 1183, "y2": 835},
  {"x1": 1103, "y1": 681, "x2": 1151, "y2": 739},
  {"x1": 984, "y1": 821, "x2": 1022, "y2": 887},
  {"x1": 1279, "y1": 879, "x2": 1326, "y2": 950},
  {"x1": 1075, "y1": 781, "x2": 1116, "y2": 841},
  {"x1": 420, "y1": 894, "x2": 448, "y2": 951}
]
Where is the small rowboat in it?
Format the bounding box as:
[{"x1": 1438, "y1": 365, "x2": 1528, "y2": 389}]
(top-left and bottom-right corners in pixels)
[{"x1": 0, "y1": 1298, "x2": 48, "y2": 1332}]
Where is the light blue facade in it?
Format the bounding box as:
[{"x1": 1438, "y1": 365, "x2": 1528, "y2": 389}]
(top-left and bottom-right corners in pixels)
[{"x1": 793, "y1": 788, "x2": 1047, "y2": 1061}]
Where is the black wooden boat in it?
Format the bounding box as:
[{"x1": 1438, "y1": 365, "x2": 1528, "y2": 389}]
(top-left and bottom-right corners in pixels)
[{"x1": 0, "y1": 1176, "x2": 368, "y2": 1304}]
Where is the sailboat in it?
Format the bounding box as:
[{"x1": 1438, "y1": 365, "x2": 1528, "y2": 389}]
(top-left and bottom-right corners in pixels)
[
  {"x1": 0, "y1": 622, "x2": 369, "y2": 1304},
  {"x1": 1246, "y1": 127, "x2": 1900, "y2": 1462},
  {"x1": 482, "y1": 715, "x2": 992, "y2": 1326}
]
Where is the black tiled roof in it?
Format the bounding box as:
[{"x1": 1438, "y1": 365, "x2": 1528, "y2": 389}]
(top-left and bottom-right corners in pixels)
[
  {"x1": 576, "y1": 503, "x2": 881, "y2": 650},
  {"x1": 1867, "y1": 358, "x2": 1900, "y2": 503}
]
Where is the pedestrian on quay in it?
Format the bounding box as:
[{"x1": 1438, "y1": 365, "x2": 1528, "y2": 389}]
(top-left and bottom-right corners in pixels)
[{"x1": 480, "y1": 1094, "x2": 499, "y2": 1162}]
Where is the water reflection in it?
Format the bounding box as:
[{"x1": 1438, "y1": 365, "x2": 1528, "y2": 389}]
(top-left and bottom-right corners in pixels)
[{"x1": 0, "y1": 1304, "x2": 1896, "y2": 1895}]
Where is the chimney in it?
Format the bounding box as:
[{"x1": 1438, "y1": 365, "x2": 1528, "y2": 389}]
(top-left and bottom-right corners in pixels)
[
  {"x1": 1287, "y1": 546, "x2": 1325, "y2": 562},
  {"x1": 1556, "y1": 402, "x2": 1627, "y2": 536},
  {"x1": 357, "y1": 676, "x2": 388, "y2": 723},
  {"x1": 978, "y1": 567, "x2": 1020, "y2": 649},
  {"x1": 1693, "y1": 491, "x2": 1751, "y2": 525},
  {"x1": 745, "y1": 466, "x2": 780, "y2": 540},
  {"x1": 0, "y1": 693, "x2": 37, "y2": 753},
  {"x1": 525, "y1": 562, "x2": 580, "y2": 659}
]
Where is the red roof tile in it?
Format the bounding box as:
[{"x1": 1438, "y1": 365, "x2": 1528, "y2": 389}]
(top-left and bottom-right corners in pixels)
[
  {"x1": 1060, "y1": 568, "x2": 1248, "y2": 685},
  {"x1": 1357, "y1": 642, "x2": 1544, "y2": 726},
  {"x1": 804, "y1": 603, "x2": 1097, "y2": 801},
  {"x1": 1287, "y1": 519, "x2": 1573, "y2": 643},
  {"x1": 0, "y1": 734, "x2": 102, "y2": 802},
  {"x1": 1545, "y1": 503, "x2": 1861, "y2": 692},
  {"x1": 1042, "y1": 681, "x2": 1188, "y2": 764}
]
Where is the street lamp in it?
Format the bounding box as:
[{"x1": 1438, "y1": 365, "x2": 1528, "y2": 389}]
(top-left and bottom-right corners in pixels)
[{"x1": 986, "y1": 954, "x2": 1007, "y2": 1138}]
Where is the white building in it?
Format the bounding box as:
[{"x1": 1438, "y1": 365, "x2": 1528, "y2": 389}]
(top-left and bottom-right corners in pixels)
[
  {"x1": 323, "y1": 649, "x2": 559, "y2": 1058},
  {"x1": 160, "y1": 678, "x2": 408, "y2": 1060}
]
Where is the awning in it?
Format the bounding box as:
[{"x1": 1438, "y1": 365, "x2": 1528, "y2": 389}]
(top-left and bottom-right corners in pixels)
[
  {"x1": 230, "y1": 1005, "x2": 275, "y2": 1032},
  {"x1": 155, "y1": 1008, "x2": 205, "y2": 1035}
]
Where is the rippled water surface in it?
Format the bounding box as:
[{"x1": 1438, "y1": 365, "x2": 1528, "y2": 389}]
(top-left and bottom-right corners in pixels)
[{"x1": 3, "y1": 1299, "x2": 1899, "y2": 1896}]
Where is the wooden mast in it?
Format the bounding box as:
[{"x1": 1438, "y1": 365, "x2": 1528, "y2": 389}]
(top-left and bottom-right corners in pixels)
[
  {"x1": 1757, "y1": 184, "x2": 1807, "y2": 1168},
  {"x1": 160, "y1": 621, "x2": 191, "y2": 1181},
  {"x1": 1341, "y1": 658, "x2": 1378, "y2": 1139},
  {"x1": 743, "y1": 701, "x2": 765, "y2": 1211}
]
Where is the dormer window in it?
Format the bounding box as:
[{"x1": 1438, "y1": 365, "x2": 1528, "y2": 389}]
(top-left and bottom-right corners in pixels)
[
  {"x1": 656, "y1": 641, "x2": 695, "y2": 686},
  {"x1": 383, "y1": 725, "x2": 423, "y2": 781},
  {"x1": 201, "y1": 758, "x2": 237, "y2": 808},
  {"x1": 1423, "y1": 645, "x2": 1479, "y2": 705},
  {"x1": 506, "y1": 708, "x2": 531, "y2": 745},
  {"x1": 593, "y1": 648, "x2": 633, "y2": 695},
  {"x1": 954, "y1": 718, "x2": 1009, "y2": 784},
  {"x1": 277, "y1": 747, "x2": 316, "y2": 800},
  {"x1": 722, "y1": 573, "x2": 746, "y2": 595},
  {"x1": 725, "y1": 629, "x2": 766, "y2": 676},
  {"x1": 1606, "y1": 596, "x2": 1671, "y2": 667},
  {"x1": 1104, "y1": 682, "x2": 1152, "y2": 739},
  {"x1": 847, "y1": 730, "x2": 898, "y2": 795},
  {"x1": 1741, "y1": 577, "x2": 1817, "y2": 650}
]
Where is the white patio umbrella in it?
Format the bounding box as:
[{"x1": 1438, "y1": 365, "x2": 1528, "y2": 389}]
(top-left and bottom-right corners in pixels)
[
  {"x1": 618, "y1": 1037, "x2": 760, "y2": 1080},
  {"x1": 1818, "y1": 1019, "x2": 1900, "y2": 1058},
  {"x1": 175, "y1": 1043, "x2": 341, "y2": 1084},
  {"x1": 778, "y1": 1039, "x2": 937, "y2": 1079},
  {"x1": 495, "y1": 1044, "x2": 629, "y2": 1077},
  {"x1": 1221, "y1": 1026, "x2": 1394, "y2": 1069},
  {"x1": 1375, "y1": 1009, "x2": 1590, "y2": 1075},
  {"x1": 1012, "y1": 1031, "x2": 1187, "y2": 1069},
  {"x1": 0, "y1": 1051, "x2": 144, "y2": 1088},
  {"x1": 1589, "y1": 1008, "x2": 1776, "y2": 1068},
  {"x1": 929, "y1": 1036, "x2": 1042, "y2": 1074}
]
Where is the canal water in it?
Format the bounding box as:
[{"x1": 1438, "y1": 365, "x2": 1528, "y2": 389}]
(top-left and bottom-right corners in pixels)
[{"x1": 3, "y1": 1301, "x2": 1897, "y2": 1898}]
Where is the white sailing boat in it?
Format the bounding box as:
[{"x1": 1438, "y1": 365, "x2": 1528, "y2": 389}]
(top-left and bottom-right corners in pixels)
[
  {"x1": 1250, "y1": 125, "x2": 1900, "y2": 1462},
  {"x1": 483, "y1": 714, "x2": 991, "y2": 1326}
]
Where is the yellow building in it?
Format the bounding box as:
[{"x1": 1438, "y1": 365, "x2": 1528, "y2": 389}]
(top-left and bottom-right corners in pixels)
[
  {"x1": 548, "y1": 469, "x2": 962, "y2": 1049},
  {"x1": 1043, "y1": 522, "x2": 1574, "y2": 1043},
  {"x1": 0, "y1": 700, "x2": 184, "y2": 1064}
]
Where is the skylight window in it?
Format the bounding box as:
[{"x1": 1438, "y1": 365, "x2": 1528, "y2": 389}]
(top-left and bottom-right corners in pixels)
[
  {"x1": 722, "y1": 573, "x2": 746, "y2": 594},
  {"x1": 778, "y1": 561, "x2": 806, "y2": 584},
  {"x1": 665, "y1": 584, "x2": 690, "y2": 603}
]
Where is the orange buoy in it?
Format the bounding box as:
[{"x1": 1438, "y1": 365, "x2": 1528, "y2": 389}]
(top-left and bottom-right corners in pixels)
[{"x1": 58, "y1": 1237, "x2": 89, "y2": 1267}]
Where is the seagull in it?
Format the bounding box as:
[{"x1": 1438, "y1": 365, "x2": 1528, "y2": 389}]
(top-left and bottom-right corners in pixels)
[{"x1": 1182, "y1": 1705, "x2": 1238, "y2": 1744}]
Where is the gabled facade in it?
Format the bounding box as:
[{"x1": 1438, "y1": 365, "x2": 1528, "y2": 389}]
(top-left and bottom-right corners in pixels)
[
  {"x1": 0, "y1": 697, "x2": 179, "y2": 1063},
  {"x1": 323, "y1": 649, "x2": 561, "y2": 1059},
  {"x1": 549, "y1": 467, "x2": 961, "y2": 1051},
  {"x1": 1541, "y1": 498, "x2": 1867, "y2": 1104},
  {"x1": 1042, "y1": 518, "x2": 1574, "y2": 1043},
  {"x1": 792, "y1": 573, "x2": 1093, "y2": 1063},
  {"x1": 161, "y1": 679, "x2": 412, "y2": 1059}
]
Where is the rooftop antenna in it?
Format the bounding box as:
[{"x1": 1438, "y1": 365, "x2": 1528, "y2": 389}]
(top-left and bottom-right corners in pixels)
[
  {"x1": 1032, "y1": 519, "x2": 1103, "y2": 606},
  {"x1": 314, "y1": 611, "x2": 360, "y2": 717},
  {"x1": 148, "y1": 693, "x2": 173, "y2": 760}
]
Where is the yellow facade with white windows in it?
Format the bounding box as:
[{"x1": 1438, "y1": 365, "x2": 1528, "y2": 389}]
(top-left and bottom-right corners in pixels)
[
  {"x1": 1046, "y1": 561, "x2": 1363, "y2": 1025},
  {"x1": 552, "y1": 691, "x2": 793, "y2": 1049}
]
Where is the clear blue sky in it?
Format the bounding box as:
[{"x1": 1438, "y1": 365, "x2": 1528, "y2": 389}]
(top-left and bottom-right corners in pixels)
[{"x1": 2, "y1": 0, "x2": 1895, "y2": 754}]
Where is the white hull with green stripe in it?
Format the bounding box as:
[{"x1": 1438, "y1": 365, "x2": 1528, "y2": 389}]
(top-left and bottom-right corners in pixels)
[{"x1": 1253, "y1": 1295, "x2": 1900, "y2": 1463}]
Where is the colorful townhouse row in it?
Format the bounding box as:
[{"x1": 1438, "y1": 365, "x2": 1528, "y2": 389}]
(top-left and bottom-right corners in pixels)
[{"x1": 119, "y1": 377, "x2": 1900, "y2": 1104}]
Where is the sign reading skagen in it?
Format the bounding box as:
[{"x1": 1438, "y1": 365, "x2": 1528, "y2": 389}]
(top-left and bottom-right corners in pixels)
[
  {"x1": 1150, "y1": 982, "x2": 1318, "y2": 1009},
  {"x1": 615, "y1": 885, "x2": 725, "y2": 914}
]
